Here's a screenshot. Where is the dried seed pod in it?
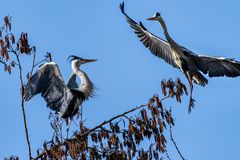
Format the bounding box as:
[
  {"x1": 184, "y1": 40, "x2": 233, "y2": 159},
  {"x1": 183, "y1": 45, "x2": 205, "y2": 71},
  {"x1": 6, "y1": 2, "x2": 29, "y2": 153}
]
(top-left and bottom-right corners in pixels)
[
  {"x1": 5, "y1": 35, "x2": 9, "y2": 48},
  {"x1": 1, "y1": 50, "x2": 4, "y2": 58},
  {"x1": 107, "y1": 137, "x2": 112, "y2": 148},
  {"x1": 128, "y1": 121, "x2": 134, "y2": 134},
  {"x1": 155, "y1": 96, "x2": 162, "y2": 109},
  {"x1": 165, "y1": 111, "x2": 171, "y2": 125},
  {"x1": 136, "y1": 118, "x2": 141, "y2": 126},
  {"x1": 176, "y1": 78, "x2": 183, "y2": 95},
  {"x1": 91, "y1": 133, "x2": 98, "y2": 143},
  {"x1": 4, "y1": 63, "x2": 7, "y2": 71},
  {"x1": 5, "y1": 50, "x2": 9, "y2": 61},
  {"x1": 11, "y1": 61, "x2": 15, "y2": 67},
  {"x1": 167, "y1": 79, "x2": 175, "y2": 97},
  {"x1": 141, "y1": 109, "x2": 149, "y2": 124},
  {"x1": 10, "y1": 34, "x2": 15, "y2": 44},
  {"x1": 161, "y1": 80, "x2": 167, "y2": 96},
  {"x1": 0, "y1": 39, "x2": 4, "y2": 48},
  {"x1": 175, "y1": 91, "x2": 181, "y2": 103},
  {"x1": 7, "y1": 65, "x2": 11, "y2": 74},
  {"x1": 151, "y1": 118, "x2": 157, "y2": 128},
  {"x1": 150, "y1": 107, "x2": 155, "y2": 118}
]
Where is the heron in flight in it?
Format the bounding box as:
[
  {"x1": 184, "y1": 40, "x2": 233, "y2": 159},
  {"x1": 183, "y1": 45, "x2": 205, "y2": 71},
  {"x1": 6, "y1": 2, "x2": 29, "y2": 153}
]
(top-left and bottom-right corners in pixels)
[
  {"x1": 120, "y1": 2, "x2": 240, "y2": 112},
  {"x1": 24, "y1": 55, "x2": 96, "y2": 119}
]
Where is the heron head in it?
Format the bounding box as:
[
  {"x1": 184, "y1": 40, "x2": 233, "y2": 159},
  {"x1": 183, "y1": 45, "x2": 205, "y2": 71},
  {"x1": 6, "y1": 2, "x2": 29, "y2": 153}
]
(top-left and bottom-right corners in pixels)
[
  {"x1": 147, "y1": 12, "x2": 161, "y2": 21},
  {"x1": 68, "y1": 55, "x2": 97, "y2": 67}
]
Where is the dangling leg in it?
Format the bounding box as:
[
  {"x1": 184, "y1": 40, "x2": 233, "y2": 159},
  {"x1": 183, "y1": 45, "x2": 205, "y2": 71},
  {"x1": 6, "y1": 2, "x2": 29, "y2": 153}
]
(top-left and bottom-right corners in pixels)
[
  {"x1": 66, "y1": 118, "x2": 73, "y2": 139},
  {"x1": 185, "y1": 72, "x2": 195, "y2": 113}
]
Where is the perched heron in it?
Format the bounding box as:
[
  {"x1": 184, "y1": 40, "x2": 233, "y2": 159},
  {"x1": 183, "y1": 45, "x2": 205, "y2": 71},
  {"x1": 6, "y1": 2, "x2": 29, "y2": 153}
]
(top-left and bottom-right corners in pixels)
[
  {"x1": 24, "y1": 55, "x2": 96, "y2": 119},
  {"x1": 120, "y1": 2, "x2": 240, "y2": 112}
]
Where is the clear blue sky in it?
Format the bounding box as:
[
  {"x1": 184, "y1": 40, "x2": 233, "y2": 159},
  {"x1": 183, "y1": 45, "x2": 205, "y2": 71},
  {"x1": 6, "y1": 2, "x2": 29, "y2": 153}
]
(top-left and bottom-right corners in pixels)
[{"x1": 0, "y1": 0, "x2": 240, "y2": 159}]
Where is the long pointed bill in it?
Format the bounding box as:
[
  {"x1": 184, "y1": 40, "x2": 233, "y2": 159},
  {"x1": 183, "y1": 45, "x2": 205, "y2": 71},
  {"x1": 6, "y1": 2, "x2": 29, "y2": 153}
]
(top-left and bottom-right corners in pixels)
[
  {"x1": 147, "y1": 17, "x2": 157, "y2": 21},
  {"x1": 82, "y1": 58, "x2": 97, "y2": 63}
]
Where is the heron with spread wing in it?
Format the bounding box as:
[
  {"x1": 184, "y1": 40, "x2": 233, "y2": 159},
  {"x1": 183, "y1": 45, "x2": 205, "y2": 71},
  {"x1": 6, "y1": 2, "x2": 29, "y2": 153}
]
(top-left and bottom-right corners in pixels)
[
  {"x1": 120, "y1": 2, "x2": 240, "y2": 112},
  {"x1": 24, "y1": 55, "x2": 96, "y2": 120}
]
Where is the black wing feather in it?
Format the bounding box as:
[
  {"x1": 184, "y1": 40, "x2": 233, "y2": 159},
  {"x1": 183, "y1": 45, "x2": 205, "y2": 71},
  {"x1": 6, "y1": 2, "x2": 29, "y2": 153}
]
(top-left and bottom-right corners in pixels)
[
  {"x1": 120, "y1": 2, "x2": 178, "y2": 68},
  {"x1": 181, "y1": 47, "x2": 240, "y2": 77},
  {"x1": 24, "y1": 62, "x2": 72, "y2": 112},
  {"x1": 191, "y1": 55, "x2": 240, "y2": 77}
]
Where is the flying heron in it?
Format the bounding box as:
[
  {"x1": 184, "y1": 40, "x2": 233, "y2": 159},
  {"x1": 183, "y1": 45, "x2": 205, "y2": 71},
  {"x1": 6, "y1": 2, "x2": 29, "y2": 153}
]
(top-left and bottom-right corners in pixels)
[
  {"x1": 120, "y1": 2, "x2": 240, "y2": 112},
  {"x1": 24, "y1": 55, "x2": 96, "y2": 119}
]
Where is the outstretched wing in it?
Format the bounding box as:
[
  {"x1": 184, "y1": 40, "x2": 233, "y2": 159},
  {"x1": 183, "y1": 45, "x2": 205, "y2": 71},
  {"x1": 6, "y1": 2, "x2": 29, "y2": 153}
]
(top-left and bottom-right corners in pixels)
[
  {"x1": 182, "y1": 48, "x2": 240, "y2": 77},
  {"x1": 24, "y1": 62, "x2": 73, "y2": 113},
  {"x1": 120, "y1": 2, "x2": 178, "y2": 68}
]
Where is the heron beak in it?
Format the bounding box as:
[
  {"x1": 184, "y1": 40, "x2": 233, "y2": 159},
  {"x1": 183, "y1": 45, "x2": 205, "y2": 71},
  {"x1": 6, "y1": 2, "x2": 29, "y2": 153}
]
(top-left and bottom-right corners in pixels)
[
  {"x1": 82, "y1": 58, "x2": 97, "y2": 63},
  {"x1": 147, "y1": 17, "x2": 157, "y2": 21}
]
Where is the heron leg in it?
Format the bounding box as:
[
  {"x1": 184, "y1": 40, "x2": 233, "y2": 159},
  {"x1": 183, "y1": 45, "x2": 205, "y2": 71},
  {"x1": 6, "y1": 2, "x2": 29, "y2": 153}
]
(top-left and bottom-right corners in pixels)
[
  {"x1": 66, "y1": 118, "x2": 73, "y2": 139},
  {"x1": 185, "y1": 72, "x2": 195, "y2": 113}
]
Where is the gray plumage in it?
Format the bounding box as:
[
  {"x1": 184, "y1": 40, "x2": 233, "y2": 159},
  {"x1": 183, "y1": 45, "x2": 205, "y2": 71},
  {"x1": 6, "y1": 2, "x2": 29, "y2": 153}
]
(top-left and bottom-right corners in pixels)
[
  {"x1": 120, "y1": 2, "x2": 240, "y2": 112},
  {"x1": 24, "y1": 56, "x2": 96, "y2": 119}
]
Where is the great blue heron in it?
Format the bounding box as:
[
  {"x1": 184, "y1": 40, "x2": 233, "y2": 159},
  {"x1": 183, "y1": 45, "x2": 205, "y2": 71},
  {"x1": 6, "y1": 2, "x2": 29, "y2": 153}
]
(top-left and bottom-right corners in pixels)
[
  {"x1": 24, "y1": 55, "x2": 96, "y2": 119},
  {"x1": 120, "y1": 2, "x2": 240, "y2": 112}
]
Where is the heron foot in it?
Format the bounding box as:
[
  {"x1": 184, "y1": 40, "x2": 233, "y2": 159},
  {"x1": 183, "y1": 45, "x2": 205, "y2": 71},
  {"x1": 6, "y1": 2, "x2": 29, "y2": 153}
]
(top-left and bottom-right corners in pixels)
[{"x1": 188, "y1": 97, "x2": 195, "y2": 113}]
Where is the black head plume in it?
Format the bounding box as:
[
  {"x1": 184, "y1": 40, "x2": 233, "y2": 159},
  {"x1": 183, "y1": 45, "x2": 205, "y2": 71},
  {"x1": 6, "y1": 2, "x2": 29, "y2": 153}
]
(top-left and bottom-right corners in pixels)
[
  {"x1": 67, "y1": 55, "x2": 82, "y2": 62},
  {"x1": 154, "y1": 12, "x2": 161, "y2": 17}
]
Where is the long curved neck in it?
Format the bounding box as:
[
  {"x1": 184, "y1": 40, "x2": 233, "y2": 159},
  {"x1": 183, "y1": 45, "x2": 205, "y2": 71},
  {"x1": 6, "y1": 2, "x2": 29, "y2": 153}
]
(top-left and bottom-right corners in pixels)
[
  {"x1": 158, "y1": 18, "x2": 173, "y2": 43},
  {"x1": 71, "y1": 64, "x2": 94, "y2": 99},
  {"x1": 158, "y1": 17, "x2": 183, "y2": 54}
]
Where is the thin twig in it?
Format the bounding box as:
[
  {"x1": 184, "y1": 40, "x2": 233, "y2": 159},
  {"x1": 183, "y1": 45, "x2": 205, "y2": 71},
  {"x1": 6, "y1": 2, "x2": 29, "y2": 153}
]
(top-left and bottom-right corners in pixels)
[
  {"x1": 78, "y1": 104, "x2": 147, "y2": 138},
  {"x1": 169, "y1": 124, "x2": 186, "y2": 160},
  {"x1": 30, "y1": 51, "x2": 36, "y2": 76},
  {"x1": 12, "y1": 47, "x2": 32, "y2": 159},
  {"x1": 165, "y1": 150, "x2": 172, "y2": 160}
]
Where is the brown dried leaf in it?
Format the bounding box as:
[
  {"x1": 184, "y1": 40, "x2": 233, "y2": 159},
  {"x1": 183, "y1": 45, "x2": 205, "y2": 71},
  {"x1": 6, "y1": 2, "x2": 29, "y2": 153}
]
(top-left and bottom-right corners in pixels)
[
  {"x1": 155, "y1": 96, "x2": 162, "y2": 108},
  {"x1": 7, "y1": 65, "x2": 11, "y2": 74},
  {"x1": 0, "y1": 39, "x2": 4, "y2": 49},
  {"x1": 136, "y1": 118, "x2": 141, "y2": 126},
  {"x1": 5, "y1": 50, "x2": 9, "y2": 61},
  {"x1": 161, "y1": 80, "x2": 167, "y2": 96},
  {"x1": 165, "y1": 111, "x2": 171, "y2": 125},
  {"x1": 10, "y1": 34, "x2": 15, "y2": 44},
  {"x1": 141, "y1": 109, "x2": 148, "y2": 124},
  {"x1": 175, "y1": 92, "x2": 181, "y2": 103},
  {"x1": 128, "y1": 121, "x2": 134, "y2": 134},
  {"x1": 11, "y1": 61, "x2": 15, "y2": 67},
  {"x1": 5, "y1": 35, "x2": 9, "y2": 48},
  {"x1": 152, "y1": 118, "x2": 156, "y2": 128},
  {"x1": 1, "y1": 49, "x2": 4, "y2": 58}
]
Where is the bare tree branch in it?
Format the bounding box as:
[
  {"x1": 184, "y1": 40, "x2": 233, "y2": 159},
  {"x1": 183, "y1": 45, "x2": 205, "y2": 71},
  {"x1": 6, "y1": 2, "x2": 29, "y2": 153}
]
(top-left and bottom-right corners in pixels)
[
  {"x1": 169, "y1": 124, "x2": 186, "y2": 160},
  {"x1": 14, "y1": 50, "x2": 32, "y2": 159}
]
